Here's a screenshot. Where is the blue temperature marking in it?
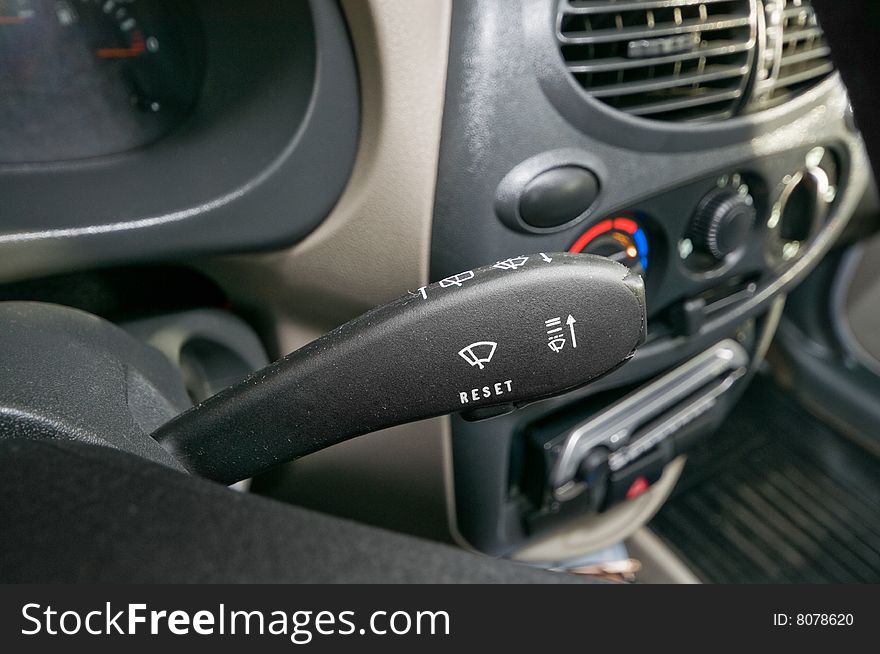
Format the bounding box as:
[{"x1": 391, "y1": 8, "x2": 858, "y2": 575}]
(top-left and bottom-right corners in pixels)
[{"x1": 634, "y1": 228, "x2": 649, "y2": 270}]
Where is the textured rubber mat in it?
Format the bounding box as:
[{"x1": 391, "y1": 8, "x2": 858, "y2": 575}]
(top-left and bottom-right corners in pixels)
[{"x1": 650, "y1": 376, "x2": 880, "y2": 583}]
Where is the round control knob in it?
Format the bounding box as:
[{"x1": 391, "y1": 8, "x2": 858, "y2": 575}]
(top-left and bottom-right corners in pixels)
[{"x1": 688, "y1": 188, "x2": 756, "y2": 261}]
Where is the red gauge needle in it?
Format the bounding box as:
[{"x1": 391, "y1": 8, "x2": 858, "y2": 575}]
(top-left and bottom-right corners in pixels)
[
  {"x1": 95, "y1": 30, "x2": 146, "y2": 59},
  {"x1": 0, "y1": 16, "x2": 28, "y2": 24}
]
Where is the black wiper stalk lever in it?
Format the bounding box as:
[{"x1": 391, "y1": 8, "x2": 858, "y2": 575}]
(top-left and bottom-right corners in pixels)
[{"x1": 154, "y1": 253, "x2": 646, "y2": 484}]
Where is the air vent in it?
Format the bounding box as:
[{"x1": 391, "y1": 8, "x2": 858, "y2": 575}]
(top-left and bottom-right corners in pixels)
[
  {"x1": 748, "y1": 0, "x2": 834, "y2": 111},
  {"x1": 555, "y1": 0, "x2": 837, "y2": 124},
  {"x1": 557, "y1": 0, "x2": 757, "y2": 122}
]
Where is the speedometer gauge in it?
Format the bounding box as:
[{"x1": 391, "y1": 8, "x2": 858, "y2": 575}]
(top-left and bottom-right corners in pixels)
[
  {"x1": 69, "y1": 0, "x2": 193, "y2": 115},
  {"x1": 0, "y1": 0, "x2": 204, "y2": 162}
]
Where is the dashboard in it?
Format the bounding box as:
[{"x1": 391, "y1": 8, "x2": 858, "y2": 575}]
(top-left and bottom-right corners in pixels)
[
  {"x1": 0, "y1": 0, "x2": 358, "y2": 282},
  {"x1": 432, "y1": 0, "x2": 870, "y2": 558},
  {"x1": 0, "y1": 0, "x2": 874, "y2": 564}
]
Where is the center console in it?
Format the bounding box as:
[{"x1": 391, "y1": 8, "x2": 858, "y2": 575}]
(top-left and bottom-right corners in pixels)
[{"x1": 431, "y1": 0, "x2": 870, "y2": 558}]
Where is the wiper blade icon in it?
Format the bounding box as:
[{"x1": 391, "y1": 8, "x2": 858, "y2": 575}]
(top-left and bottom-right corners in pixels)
[{"x1": 458, "y1": 341, "x2": 498, "y2": 370}]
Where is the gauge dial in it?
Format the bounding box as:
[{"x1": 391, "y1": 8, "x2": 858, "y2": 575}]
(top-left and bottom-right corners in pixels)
[
  {"x1": 569, "y1": 216, "x2": 649, "y2": 278},
  {"x1": 72, "y1": 0, "x2": 188, "y2": 114},
  {"x1": 0, "y1": 0, "x2": 204, "y2": 162}
]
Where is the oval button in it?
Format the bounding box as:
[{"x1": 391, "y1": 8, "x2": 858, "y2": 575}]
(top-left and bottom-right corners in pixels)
[{"x1": 519, "y1": 166, "x2": 600, "y2": 229}]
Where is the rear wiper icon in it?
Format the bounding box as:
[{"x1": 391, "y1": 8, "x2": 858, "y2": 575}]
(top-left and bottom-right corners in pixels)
[{"x1": 458, "y1": 341, "x2": 498, "y2": 370}]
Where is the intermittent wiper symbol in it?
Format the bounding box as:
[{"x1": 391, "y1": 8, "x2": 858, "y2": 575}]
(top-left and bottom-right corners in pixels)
[
  {"x1": 458, "y1": 341, "x2": 498, "y2": 370},
  {"x1": 493, "y1": 256, "x2": 529, "y2": 271}
]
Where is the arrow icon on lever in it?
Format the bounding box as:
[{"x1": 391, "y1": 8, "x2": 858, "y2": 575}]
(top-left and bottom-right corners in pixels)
[{"x1": 566, "y1": 315, "x2": 577, "y2": 349}]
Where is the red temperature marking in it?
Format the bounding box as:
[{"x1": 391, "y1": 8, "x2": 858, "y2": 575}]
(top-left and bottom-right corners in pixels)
[
  {"x1": 612, "y1": 217, "x2": 639, "y2": 235},
  {"x1": 569, "y1": 219, "x2": 613, "y2": 253}
]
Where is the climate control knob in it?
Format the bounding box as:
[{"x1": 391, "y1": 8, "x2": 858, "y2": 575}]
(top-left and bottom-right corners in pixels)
[{"x1": 688, "y1": 188, "x2": 756, "y2": 261}]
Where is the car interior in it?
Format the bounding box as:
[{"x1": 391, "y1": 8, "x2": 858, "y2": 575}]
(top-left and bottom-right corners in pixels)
[{"x1": 1, "y1": 0, "x2": 879, "y2": 584}]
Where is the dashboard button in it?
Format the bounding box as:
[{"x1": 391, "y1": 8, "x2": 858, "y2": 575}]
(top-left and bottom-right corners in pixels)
[{"x1": 519, "y1": 166, "x2": 600, "y2": 229}]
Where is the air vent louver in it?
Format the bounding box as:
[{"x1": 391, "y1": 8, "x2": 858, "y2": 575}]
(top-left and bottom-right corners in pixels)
[
  {"x1": 556, "y1": 0, "x2": 836, "y2": 123},
  {"x1": 749, "y1": 0, "x2": 834, "y2": 111},
  {"x1": 557, "y1": 0, "x2": 756, "y2": 122}
]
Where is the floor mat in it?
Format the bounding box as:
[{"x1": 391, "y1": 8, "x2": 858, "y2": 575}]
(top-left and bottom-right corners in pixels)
[{"x1": 650, "y1": 375, "x2": 880, "y2": 583}]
